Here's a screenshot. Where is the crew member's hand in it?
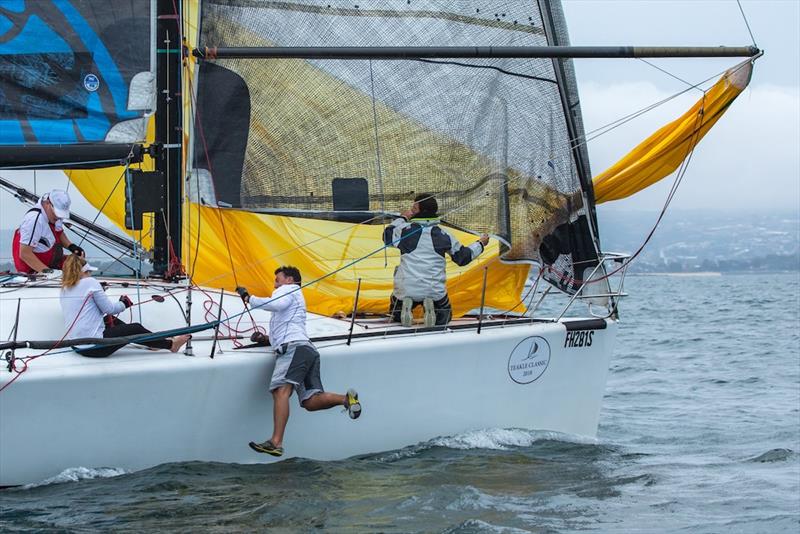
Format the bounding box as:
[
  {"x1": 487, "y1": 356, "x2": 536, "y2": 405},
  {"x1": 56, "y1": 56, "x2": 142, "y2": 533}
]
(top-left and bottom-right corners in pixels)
[
  {"x1": 401, "y1": 202, "x2": 419, "y2": 220},
  {"x1": 119, "y1": 295, "x2": 133, "y2": 308},
  {"x1": 41, "y1": 268, "x2": 53, "y2": 274},
  {"x1": 478, "y1": 233, "x2": 490, "y2": 246},
  {"x1": 67, "y1": 244, "x2": 85, "y2": 257},
  {"x1": 236, "y1": 286, "x2": 250, "y2": 304},
  {"x1": 250, "y1": 332, "x2": 269, "y2": 345}
]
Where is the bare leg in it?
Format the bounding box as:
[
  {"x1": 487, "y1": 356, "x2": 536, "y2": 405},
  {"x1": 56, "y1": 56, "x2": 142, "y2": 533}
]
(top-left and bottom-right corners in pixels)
[
  {"x1": 270, "y1": 384, "x2": 293, "y2": 448},
  {"x1": 169, "y1": 334, "x2": 191, "y2": 353},
  {"x1": 301, "y1": 392, "x2": 345, "y2": 412}
]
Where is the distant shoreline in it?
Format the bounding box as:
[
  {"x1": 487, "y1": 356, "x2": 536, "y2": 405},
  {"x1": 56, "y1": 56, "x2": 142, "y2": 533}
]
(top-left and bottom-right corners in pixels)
[
  {"x1": 628, "y1": 270, "x2": 799, "y2": 276},
  {"x1": 632, "y1": 271, "x2": 721, "y2": 277}
]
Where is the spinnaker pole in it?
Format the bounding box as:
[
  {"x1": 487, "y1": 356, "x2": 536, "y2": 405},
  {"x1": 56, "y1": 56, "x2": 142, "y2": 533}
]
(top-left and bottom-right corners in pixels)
[{"x1": 193, "y1": 45, "x2": 761, "y2": 60}]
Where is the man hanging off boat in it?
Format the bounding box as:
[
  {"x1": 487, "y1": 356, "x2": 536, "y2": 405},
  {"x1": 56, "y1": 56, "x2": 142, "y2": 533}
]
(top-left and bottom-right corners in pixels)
[
  {"x1": 383, "y1": 193, "x2": 489, "y2": 327},
  {"x1": 236, "y1": 266, "x2": 361, "y2": 457},
  {"x1": 12, "y1": 189, "x2": 84, "y2": 274}
]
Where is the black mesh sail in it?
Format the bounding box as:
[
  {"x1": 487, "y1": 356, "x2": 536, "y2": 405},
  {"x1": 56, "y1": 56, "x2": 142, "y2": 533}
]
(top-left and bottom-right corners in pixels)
[{"x1": 191, "y1": 0, "x2": 602, "y2": 293}]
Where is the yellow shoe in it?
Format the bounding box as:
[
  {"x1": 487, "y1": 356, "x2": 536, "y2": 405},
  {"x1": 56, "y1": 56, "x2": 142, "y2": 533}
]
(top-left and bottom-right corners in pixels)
[
  {"x1": 344, "y1": 388, "x2": 361, "y2": 419},
  {"x1": 248, "y1": 439, "x2": 283, "y2": 456}
]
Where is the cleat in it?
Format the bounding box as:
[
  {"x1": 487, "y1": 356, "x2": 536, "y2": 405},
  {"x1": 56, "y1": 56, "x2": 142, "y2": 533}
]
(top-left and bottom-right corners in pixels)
[
  {"x1": 400, "y1": 297, "x2": 413, "y2": 327},
  {"x1": 344, "y1": 388, "x2": 361, "y2": 419},
  {"x1": 423, "y1": 298, "x2": 435, "y2": 327},
  {"x1": 248, "y1": 439, "x2": 283, "y2": 457}
]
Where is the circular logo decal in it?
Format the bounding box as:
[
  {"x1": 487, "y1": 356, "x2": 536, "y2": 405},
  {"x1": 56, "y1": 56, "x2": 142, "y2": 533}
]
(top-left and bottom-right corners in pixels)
[
  {"x1": 83, "y1": 73, "x2": 100, "y2": 92},
  {"x1": 507, "y1": 336, "x2": 550, "y2": 384}
]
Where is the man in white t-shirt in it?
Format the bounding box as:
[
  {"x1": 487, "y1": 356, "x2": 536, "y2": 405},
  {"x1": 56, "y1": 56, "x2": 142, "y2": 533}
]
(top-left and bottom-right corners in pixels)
[
  {"x1": 12, "y1": 189, "x2": 84, "y2": 273},
  {"x1": 236, "y1": 265, "x2": 362, "y2": 458}
]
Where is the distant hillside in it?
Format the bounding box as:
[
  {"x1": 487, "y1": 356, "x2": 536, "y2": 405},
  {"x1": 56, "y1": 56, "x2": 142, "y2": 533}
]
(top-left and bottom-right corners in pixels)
[{"x1": 597, "y1": 209, "x2": 799, "y2": 273}]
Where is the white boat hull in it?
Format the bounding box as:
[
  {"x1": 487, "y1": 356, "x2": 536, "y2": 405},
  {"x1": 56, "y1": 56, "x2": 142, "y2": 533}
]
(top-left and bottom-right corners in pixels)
[{"x1": 0, "y1": 281, "x2": 616, "y2": 486}]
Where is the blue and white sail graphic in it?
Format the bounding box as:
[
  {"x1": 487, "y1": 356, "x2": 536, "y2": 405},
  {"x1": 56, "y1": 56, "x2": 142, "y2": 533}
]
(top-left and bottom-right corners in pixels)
[{"x1": 0, "y1": 0, "x2": 151, "y2": 146}]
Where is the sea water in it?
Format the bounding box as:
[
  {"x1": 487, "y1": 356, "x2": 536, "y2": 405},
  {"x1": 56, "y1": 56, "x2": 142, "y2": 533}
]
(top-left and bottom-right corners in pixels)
[{"x1": 1, "y1": 273, "x2": 798, "y2": 533}]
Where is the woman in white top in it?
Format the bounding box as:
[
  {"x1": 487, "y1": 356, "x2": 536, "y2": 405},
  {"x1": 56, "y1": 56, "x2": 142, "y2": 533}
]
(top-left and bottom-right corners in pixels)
[{"x1": 60, "y1": 254, "x2": 190, "y2": 358}]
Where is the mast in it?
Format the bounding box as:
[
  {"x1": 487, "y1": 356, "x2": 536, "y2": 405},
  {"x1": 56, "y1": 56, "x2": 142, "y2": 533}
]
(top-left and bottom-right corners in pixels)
[
  {"x1": 538, "y1": 0, "x2": 597, "y2": 232},
  {"x1": 153, "y1": 0, "x2": 183, "y2": 276}
]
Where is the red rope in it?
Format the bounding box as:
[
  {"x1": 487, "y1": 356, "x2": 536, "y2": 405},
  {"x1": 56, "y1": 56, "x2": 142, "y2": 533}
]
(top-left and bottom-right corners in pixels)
[{"x1": 0, "y1": 293, "x2": 92, "y2": 393}]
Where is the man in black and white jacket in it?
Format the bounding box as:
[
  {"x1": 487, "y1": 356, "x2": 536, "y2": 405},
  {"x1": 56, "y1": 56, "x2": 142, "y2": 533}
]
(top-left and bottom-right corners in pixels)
[{"x1": 383, "y1": 193, "x2": 489, "y2": 327}]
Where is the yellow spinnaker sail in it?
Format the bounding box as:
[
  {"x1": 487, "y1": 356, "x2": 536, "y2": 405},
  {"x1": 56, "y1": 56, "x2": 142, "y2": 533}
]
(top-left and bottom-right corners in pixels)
[
  {"x1": 183, "y1": 206, "x2": 530, "y2": 318},
  {"x1": 66, "y1": 165, "x2": 531, "y2": 318},
  {"x1": 592, "y1": 62, "x2": 753, "y2": 203}
]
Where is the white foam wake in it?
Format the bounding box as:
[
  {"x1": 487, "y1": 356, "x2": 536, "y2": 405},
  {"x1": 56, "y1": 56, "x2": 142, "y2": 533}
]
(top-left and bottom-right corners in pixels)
[
  {"x1": 429, "y1": 427, "x2": 596, "y2": 451},
  {"x1": 24, "y1": 466, "x2": 126, "y2": 489},
  {"x1": 377, "y1": 428, "x2": 598, "y2": 462}
]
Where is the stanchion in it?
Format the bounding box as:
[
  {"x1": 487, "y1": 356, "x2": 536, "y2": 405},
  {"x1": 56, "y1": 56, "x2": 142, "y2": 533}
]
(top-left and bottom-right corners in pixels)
[
  {"x1": 477, "y1": 267, "x2": 488, "y2": 334},
  {"x1": 210, "y1": 288, "x2": 224, "y2": 358},
  {"x1": 347, "y1": 279, "x2": 362, "y2": 346}
]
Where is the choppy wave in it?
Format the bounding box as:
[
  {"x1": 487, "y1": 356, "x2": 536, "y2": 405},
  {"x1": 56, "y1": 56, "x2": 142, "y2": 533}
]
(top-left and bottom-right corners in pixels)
[
  {"x1": 443, "y1": 518, "x2": 534, "y2": 533},
  {"x1": 371, "y1": 427, "x2": 598, "y2": 462},
  {"x1": 428, "y1": 428, "x2": 596, "y2": 450},
  {"x1": 746, "y1": 448, "x2": 796, "y2": 463},
  {"x1": 23, "y1": 466, "x2": 126, "y2": 489}
]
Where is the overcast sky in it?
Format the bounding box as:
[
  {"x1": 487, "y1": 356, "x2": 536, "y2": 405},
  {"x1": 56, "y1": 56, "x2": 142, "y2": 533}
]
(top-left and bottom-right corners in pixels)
[{"x1": 1, "y1": 0, "x2": 798, "y2": 233}]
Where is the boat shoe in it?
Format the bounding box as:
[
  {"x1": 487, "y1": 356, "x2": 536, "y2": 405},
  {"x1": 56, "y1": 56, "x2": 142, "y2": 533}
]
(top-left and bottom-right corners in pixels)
[
  {"x1": 344, "y1": 388, "x2": 362, "y2": 419},
  {"x1": 248, "y1": 439, "x2": 283, "y2": 457},
  {"x1": 423, "y1": 298, "x2": 435, "y2": 327},
  {"x1": 400, "y1": 297, "x2": 413, "y2": 327}
]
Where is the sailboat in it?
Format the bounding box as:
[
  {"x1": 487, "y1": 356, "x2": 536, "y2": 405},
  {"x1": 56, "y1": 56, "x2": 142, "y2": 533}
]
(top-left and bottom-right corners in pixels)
[{"x1": 0, "y1": 1, "x2": 758, "y2": 486}]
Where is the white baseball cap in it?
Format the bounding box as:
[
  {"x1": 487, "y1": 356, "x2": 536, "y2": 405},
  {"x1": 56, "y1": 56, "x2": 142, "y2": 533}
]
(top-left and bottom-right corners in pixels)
[
  {"x1": 46, "y1": 189, "x2": 71, "y2": 219},
  {"x1": 81, "y1": 263, "x2": 98, "y2": 272}
]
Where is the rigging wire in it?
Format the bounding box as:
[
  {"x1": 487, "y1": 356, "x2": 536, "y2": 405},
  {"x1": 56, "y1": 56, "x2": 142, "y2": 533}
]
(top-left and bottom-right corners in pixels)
[
  {"x1": 636, "y1": 58, "x2": 703, "y2": 92},
  {"x1": 580, "y1": 59, "x2": 751, "y2": 148},
  {"x1": 184, "y1": 69, "x2": 205, "y2": 282},
  {"x1": 414, "y1": 58, "x2": 557, "y2": 85},
  {"x1": 185, "y1": 71, "x2": 258, "y2": 330},
  {"x1": 546, "y1": 90, "x2": 709, "y2": 287},
  {"x1": 75, "y1": 163, "x2": 129, "y2": 249},
  {"x1": 736, "y1": 0, "x2": 758, "y2": 48},
  {"x1": 368, "y1": 59, "x2": 389, "y2": 268}
]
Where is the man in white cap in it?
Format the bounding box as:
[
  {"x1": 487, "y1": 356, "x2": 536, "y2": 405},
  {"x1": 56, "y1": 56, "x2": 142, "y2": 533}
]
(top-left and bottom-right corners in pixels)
[{"x1": 12, "y1": 189, "x2": 84, "y2": 274}]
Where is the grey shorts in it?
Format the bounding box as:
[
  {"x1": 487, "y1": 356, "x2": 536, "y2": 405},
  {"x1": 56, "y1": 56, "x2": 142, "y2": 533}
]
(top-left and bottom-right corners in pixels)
[{"x1": 270, "y1": 342, "x2": 324, "y2": 405}]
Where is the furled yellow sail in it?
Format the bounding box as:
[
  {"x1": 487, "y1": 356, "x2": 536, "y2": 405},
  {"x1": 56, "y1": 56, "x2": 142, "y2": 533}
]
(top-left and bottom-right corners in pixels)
[
  {"x1": 184, "y1": 205, "x2": 530, "y2": 318},
  {"x1": 66, "y1": 163, "x2": 531, "y2": 317},
  {"x1": 592, "y1": 61, "x2": 753, "y2": 203}
]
